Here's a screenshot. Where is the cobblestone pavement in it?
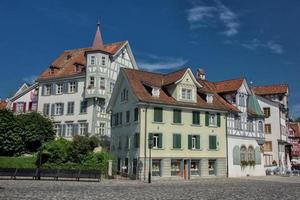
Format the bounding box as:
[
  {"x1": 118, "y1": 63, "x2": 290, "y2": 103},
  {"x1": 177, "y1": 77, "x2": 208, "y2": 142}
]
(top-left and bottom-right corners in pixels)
[{"x1": 1, "y1": 176, "x2": 300, "y2": 200}]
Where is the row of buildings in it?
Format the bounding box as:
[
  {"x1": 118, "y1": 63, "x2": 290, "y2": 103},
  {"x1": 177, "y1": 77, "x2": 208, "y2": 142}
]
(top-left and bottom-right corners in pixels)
[{"x1": 2, "y1": 23, "x2": 299, "y2": 180}]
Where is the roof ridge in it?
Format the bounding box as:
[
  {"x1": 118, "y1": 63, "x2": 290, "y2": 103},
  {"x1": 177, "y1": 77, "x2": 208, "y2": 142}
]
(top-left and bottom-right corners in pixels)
[
  {"x1": 162, "y1": 67, "x2": 189, "y2": 77},
  {"x1": 213, "y1": 77, "x2": 245, "y2": 83}
]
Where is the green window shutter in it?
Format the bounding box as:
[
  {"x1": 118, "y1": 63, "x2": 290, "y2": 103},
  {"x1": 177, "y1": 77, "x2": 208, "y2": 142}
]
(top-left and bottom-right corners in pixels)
[
  {"x1": 173, "y1": 109, "x2": 181, "y2": 123},
  {"x1": 192, "y1": 111, "x2": 200, "y2": 124},
  {"x1": 178, "y1": 110, "x2": 181, "y2": 123},
  {"x1": 217, "y1": 113, "x2": 221, "y2": 127},
  {"x1": 178, "y1": 134, "x2": 181, "y2": 148},
  {"x1": 205, "y1": 112, "x2": 209, "y2": 126},
  {"x1": 233, "y1": 145, "x2": 240, "y2": 165},
  {"x1": 173, "y1": 134, "x2": 176, "y2": 148},
  {"x1": 196, "y1": 135, "x2": 200, "y2": 149},
  {"x1": 154, "y1": 107, "x2": 163, "y2": 122},
  {"x1": 158, "y1": 133, "x2": 163, "y2": 148},
  {"x1": 188, "y1": 135, "x2": 192, "y2": 149},
  {"x1": 255, "y1": 147, "x2": 261, "y2": 164},
  {"x1": 209, "y1": 136, "x2": 217, "y2": 150},
  {"x1": 149, "y1": 133, "x2": 153, "y2": 141}
]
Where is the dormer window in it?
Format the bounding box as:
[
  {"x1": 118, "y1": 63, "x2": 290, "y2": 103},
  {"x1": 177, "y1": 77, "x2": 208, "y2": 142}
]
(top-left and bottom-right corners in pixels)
[
  {"x1": 91, "y1": 56, "x2": 95, "y2": 65},
  {"x1": 239, "y1": 94, "x2": 246, "y2": 107},
  {"x1": 151, "y1": 87, "x2": 160, "y2": 97},
  {"x1": 121, "y1": 88, "x2": 128, "y2": 102},
  {"x1": 206, "y1": 94, "x2": 213, "y2": 103},
  {"x1": 181, "y1": 88, "x2": 192, "y2": 100}
]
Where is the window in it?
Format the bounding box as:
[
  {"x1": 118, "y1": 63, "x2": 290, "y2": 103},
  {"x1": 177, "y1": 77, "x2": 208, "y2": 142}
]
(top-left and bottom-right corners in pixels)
[
  {"x1": 80, "y1": 100, "x2": 88, "y2": 113},
  {"x1": 258, "y1": 121, "x2": 263, "y2": 132},
  {"x1": 265, "y1": 124, "x2": 272, "y2": 134},
  {"x1": 67, "y1": 102, "x2": 74, "y2": 115},
  {"x1": 69, "y1": 82, "x2": 76, "y2": 93},
  {"x1": 119, "y1": 112, "x2": 123, "y2": 125},
  {"x1": 239, "y1": 94, "x2": 245, "y2": 106},
  {"x1": 154, "y1": 107, "x2": 163, "y2": 122},
  {"x1": 248, "y1": 146, "x2": 255, "y2": 161},
  {"x1": 208, "y1": 160, "x2": 216, "y2": 175},
  {"x1": 247, "y1": 119, "x2": 253, "y2": 132},
  {"x1": 152, "y1": 160, "x2": 161, "y2": 176},
  {"x1": 43, "y1": 103, "x2": 50, "y2": 116},
  {"x1": 188, "y1": 135, "x2": 200, "y2": 150},
  {"x1": 149, "y1": 133, "x2": 162, "y2": 149},
  {"x1": 134, "y1": 107, "x2": 139, "y2": 121},
  {"x1": 98, "y1": 123, "x2": 105, "y2": 135},
  {"x1": 44, "y1": 85, "x2": 51, "y2": 95},
  {"x1": 264, "y1": 141, "x2": 273, "y2": 152},
  {"x1": 263, "y1": 107, "x2": 271, "y2": 118},
  {"x1": 172, "y1": 134, "x2": 181, "y2": 149},
  {"x1": 66, "y1": 123, "x2": 73, "y2": 137},
  {"x1": 56, "y1": 83, "x2": 63, "y2": 94},
  {"x1": 171, "y1": 160, "x2": 181, "y2": 176},
  {"x1": 209, "y1": 135, "x2": 217, "y2": 150},
  {"x1": 190, "y1": 160, "x2": 200, "y2": 176},
  {"x1": 192, "y1": 111, "x2": 200, "y2": 125},
  {"x1": 91, "y1": 56, "x2": 95, "y2": 65},
  {"x1": 101, "y1": 56, "x2": 105, "y2": 65},
  {"x1": 209, "y1": 113, "x2": 216, "y2": 126},
  {"x1": 182, "y1": 88, "x2": 192, "y2": 100},
  {"x1": 54, "y1": 123, "x2": 62, "y2": 137},
  {"x1": 54, "y1": 103, "x2": 63, "y2": 115},
  {"x1": 100, "y1": 77, "x2": 105, "y2": 89},
  {"x1": 89, "y1": 77, "x2": 95, "y2": 88},
  {"x1": 235, "y1": 116, "x2": 242, "y2": 130},
  {"x1": 121, "y1": 89, "x2": 128, "y2": 102},
  {"x1": 126, "y1": 110, "x2": 130, "y2": 123},
  {"x1": 16, "y1": 102, "x2": 25, "y2": 113},
  {"x1": 173, "y1": 109, "x2": 182, "y2": 123},
  {"x1": 110, "y1": 82, "x2": 115, "y2": 93},
  {"x1": 134, "y1": 133, "x2": 140, "y2": 148},
  {"x1": 240, "y1": 146, "x2": 247, "y2": 162},
  {"x1": 79, "y1": 122, "x2": 88, "y2": 135}
]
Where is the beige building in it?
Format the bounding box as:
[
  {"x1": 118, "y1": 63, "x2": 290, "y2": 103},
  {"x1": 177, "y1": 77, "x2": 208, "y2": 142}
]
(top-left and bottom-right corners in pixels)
[{"x1": 107, "y1": 68, "x2": 238, "y2": 180}]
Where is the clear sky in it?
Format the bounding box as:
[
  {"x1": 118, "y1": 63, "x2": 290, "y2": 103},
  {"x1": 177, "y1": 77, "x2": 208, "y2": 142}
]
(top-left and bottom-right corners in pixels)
[{"x1": 0, "y1": 0, "x2": 299, "y2": 117}]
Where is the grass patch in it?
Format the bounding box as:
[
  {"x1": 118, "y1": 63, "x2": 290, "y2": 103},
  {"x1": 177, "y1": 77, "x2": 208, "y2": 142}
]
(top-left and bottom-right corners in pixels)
[{"x1": 0, "y1": 156, "x2": 37, "y2": 168}]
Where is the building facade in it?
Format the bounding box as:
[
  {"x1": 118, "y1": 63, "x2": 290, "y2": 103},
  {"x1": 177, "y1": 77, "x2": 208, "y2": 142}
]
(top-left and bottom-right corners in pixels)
[
  {"x1": 288, "y1": 122, "x2": 300, "y2": 159},
  {"x1": 108, "y1": 68, "x2": 238, "y2": 180},
  {"x1": 199, "y1": 76, "x2": 265, "y2": 177},
  {"x1": 36, "y1": 23, "x2": 137, "y2": 139},
  {"x1": 253, "y1": 85, "x2": 289, "y2": 167}
]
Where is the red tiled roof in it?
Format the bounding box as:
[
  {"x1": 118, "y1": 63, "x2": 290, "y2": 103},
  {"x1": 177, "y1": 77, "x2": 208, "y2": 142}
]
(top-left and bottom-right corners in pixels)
[
  {"x1": 37, "y1": 41, "x2": 127, "y2": 81},
  {"x1": 122, "y1": 68, "x2": 239, "y2": 112},
  {"x1": 213, "y1": 78, "x2": 244, "y2": 93},
  {"x1": 289, "y1": 122, "x2": 300, "y2": 137},
  {"x1": 252, "y1": 84, "x2": 288, "y2": 95},
  {"x1": 0, "y1": 101, "x2": 7, "y2": 109}
]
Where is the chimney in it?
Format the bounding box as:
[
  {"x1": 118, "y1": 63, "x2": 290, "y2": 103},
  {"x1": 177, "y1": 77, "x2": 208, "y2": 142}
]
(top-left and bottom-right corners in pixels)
[{"x1": 196, "y1": 68, "x2": 205, "y2": 80}]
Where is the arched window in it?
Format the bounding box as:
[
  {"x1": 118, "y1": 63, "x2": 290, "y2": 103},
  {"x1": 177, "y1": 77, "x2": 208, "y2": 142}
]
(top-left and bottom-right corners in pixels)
[
  {"x1": 240, "y1": 146, "x2": 247, "y2": 162},
  {"x1": 248, "y1": 146, "x2": 255, "y2": 161}
]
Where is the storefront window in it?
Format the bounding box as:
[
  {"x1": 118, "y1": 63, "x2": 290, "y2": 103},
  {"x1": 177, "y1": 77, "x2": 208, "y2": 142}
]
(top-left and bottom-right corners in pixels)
[
  {"x1": 152, "y1": 159, "x2": 161, "y2": 176},
  {"x1": 208, "y1": 160, "x2": 216, "y2": 175},
  {"x1": 171, "y1": 160, "x2": 181, "y2": 176},
  {"x1": 190, "y1": 160, "x2": 200, "y2": 176}
]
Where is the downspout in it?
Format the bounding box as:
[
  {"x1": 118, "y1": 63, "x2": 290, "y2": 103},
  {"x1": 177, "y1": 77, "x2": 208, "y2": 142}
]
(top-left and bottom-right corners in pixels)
[
  {"x1": 143, "y1": 104, "x2": 149, "y2": 181},
  {"x1": 226, "y1": 113, "x2": 229, "y2": 178}
]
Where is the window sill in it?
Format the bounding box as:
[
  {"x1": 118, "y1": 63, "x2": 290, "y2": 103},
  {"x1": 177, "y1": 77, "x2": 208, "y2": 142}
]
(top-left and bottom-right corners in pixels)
[
  {"x1": 189, "y1": 148, "x2": 202, "y2": 151},
  {"x1": 66, "y1": 113, "x2": 74, "y2": 116},
  {"x1": 171, "y1": 123, "x2": 183, "y2": 126},
  {"x1": 152, "y1": 121, "x2": 165, "y2": 124},
  {"x1": 152, "y1": 148, "x2": 165, "y2": 150},
  {"x1": 208, "y1": 125, "x2": 218, "y2": 128},
  {"x1": 190, "y1": 124, "x2": 202, "y2": 127},
  {"x1": 207, "y1": 148, "x2": 219, "y2": 151},
  {"x1": 171, "y1": 148, "x2": 184, "y2": 151}
]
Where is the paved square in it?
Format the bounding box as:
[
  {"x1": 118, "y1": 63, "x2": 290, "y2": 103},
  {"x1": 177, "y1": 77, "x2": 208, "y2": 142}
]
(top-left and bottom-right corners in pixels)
[{"x1": 0, "y1": 176, "x2": 300, "y2": 200}]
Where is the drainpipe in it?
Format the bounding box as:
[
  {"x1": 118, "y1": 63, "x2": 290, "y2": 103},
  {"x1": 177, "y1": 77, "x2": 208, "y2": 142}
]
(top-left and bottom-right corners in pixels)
[
  {"x1": 225, "y1": 113, "x2": 229, "y2": 178},
  {"x1": 143, "y1": 104, "x2": 149, "y2": 181}
]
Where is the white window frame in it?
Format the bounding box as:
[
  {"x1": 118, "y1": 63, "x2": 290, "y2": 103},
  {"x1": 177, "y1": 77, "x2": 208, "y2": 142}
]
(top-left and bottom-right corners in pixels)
[
  {"x1": 209, "y1": 113, "x2": 216, "y2": 126},
  {"x1": 89, "y1": 77, "x2": 95, "y2": 88},
  {"x1": 55, "y1": 103, "x2": 63, "y2": 115},
  {"x1": 67, "y1": 102, "x2": 74, "y2": 115},
  {"x1": 54, "y1": 123, "x2": 61, "y2": 137},
  {"x1": 192, "y1": 136, "x2": 196, "y2": 150},
  {"x1": 99, "y1": 123, "x2": 105, "y2": 135},
  {"x1": 181, "y1": 88, "x2": 192, "y2": 100},
  {"x1": 153, "y1": 135, "x2": 159, "y2": 149},
  {"x1": 91, "y1": 56, "x2": 95, "y2": 65},
  {"x1": 66, "y1": 123, "x2": 73, "y2": 137},
  {"x1": 16, "y1": 102, "x2": 24, "y2": 113},
  {"x1": 45, "y1": 85, "x2": 51, "y2": 95},
  {"x1": 69, "y1": 82, "x2": 76, "y2": 93},
  {"x1": 79, "y1": 122, "x2": 88, "y2": 135},
  {"x1": 56, "y1": 83, "x2": 63, "y2": 94},
  {"x1": 100, "y1": 77, "x2": 105, "y2": 89}
]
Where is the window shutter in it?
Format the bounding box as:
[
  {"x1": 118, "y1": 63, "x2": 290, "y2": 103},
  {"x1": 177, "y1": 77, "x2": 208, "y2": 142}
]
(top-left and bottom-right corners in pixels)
[
  {"x1": 178, "y1": 134, "x2": 181, "y2": 148},
  {"x1": 62, "y1": 124, "x2": 66, "y2": 137},
  {"x1": 196, "y1": 135, "x2": 200, "y2": 149},
  {"x1": 173, "y1": 134, "x2": 176, "y2": 148},
  {"x1": 51, "y1": 104, "x2": 55, "y2": 116},
  {"x1": 73, "y1": 124, "x2": 79, "y2": 136},
  {"x1": 75, "y1": 81, "x2": 78, "y2": 93},
  {"x1": 158, "y1": 133, "x2": 163, "y2": 148},
  {"x1": 255, "y1": 147, "x2": 261, "y2": 164},
  {"x1": 51, "y1": 84, "x2": 55, "y2": 95},
  {"x1": 217, "y1": 113, "x2": 221, "y2": 127},
  {"x1": 64, "y1": 82, "x2": 68, "y2": 93},
  {"x1": 188, "y1": 135, "x2": 192, "y2": 149},
  {"x1": 205, "y1": 112, "x2": 209, "y2": 126},
  {"x1": 148, "y1": 133, "x2": 153, "y2": 142},
  {"x1": 41, "y1": 85, "x2": 45, "y2": 96},
  {"x1": 12, "y1": 103, "x2": 16, "y2": 112},
  {"x1": 29, "y1": 102, "x2": 33, "y2": 111},
  {"x1": 61, "y1": 103, "x2": 64, "y2": 115},
  {"x1": 135, "y1": 133, "x2": 140, "y2": 148},
  {"x1": 233, "y1": 146, "x2": 240, "y2": 165},
  {"x1": 23, "y1": 102, "x2": 26, "y2": 112}
]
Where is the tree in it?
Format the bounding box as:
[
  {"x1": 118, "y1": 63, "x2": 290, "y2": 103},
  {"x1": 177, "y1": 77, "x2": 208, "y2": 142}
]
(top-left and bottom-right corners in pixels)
[
  {"x1": 0, "y1": 109, "x2": 24, "y2": 156},
  {"x1": 16, "y1": 112, "x2": 55, "y2": 153}
]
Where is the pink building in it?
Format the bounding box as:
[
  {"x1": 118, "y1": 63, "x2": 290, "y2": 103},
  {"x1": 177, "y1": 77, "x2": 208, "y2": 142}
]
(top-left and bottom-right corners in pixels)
[{"x1": 288, "y1": 122, "x2": 300, "y2": 158}]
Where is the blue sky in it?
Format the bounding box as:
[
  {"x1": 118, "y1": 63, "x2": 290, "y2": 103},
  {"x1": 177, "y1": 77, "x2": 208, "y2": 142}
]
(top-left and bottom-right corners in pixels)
[{"x1": 0, "y1": 0, "x2": 299, "y2": 117}]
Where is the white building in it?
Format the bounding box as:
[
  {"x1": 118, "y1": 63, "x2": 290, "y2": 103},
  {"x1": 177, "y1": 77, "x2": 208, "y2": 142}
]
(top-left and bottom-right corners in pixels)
[
  {"x1": 198, "y1": 74, "x2": 265, "y2": 177},
  {"x1": 253, "y1": 84, "x2": 289, "y2": 167},
  {"x1": 36, "y1": 23, "x2": 137, "y2": 139}
]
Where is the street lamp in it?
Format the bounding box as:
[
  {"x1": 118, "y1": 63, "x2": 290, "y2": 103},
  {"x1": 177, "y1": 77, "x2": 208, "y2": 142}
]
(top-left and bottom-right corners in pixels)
[{"x1": 148, "y1": 137, "x2": 153, "y2": 184}]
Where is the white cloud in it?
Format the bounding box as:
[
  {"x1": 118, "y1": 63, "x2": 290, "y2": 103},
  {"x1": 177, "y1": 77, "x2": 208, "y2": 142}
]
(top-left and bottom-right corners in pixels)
[
  {"x1": 241, "y1": 39, "x2": 284, "y2": 54},
  {"x1": 187, "y1": 0, "x2": 239, "y2": 36},
  {"x1": 22, "y1": 75, "x2": 37, "y2": 84},
  {"x1": 137, "y1": 53, "x2": 188, "y2": 71}
]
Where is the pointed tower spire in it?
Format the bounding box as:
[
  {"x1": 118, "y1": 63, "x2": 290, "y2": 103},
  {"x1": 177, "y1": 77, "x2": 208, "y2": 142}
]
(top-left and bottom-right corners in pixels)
[{"x1": 92, "y1": 21, "x2": 104, "y2": 49}]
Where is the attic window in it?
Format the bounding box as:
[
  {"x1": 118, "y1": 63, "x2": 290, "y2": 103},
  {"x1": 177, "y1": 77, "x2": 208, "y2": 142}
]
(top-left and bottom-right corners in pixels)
[
  {"x1": 151, "y1": 87, "x2": 160, "y2": 97},
  {"x1": 181, "y1": 88, "x2": 192, "y2": 100},
  {"x1": 206, "y1": 94, "x2": 213, "y2": 103}
]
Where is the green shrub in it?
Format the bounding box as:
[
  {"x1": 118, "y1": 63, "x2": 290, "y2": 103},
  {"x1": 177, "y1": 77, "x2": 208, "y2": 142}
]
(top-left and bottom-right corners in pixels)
[{"x1": 0, "y1": 156, "x2": 36, "y2": 168}]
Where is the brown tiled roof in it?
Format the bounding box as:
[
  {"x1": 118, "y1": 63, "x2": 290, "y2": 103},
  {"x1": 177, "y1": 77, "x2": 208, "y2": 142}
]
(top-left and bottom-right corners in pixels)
[
  {"x1": 213, "y1": 78, "x2": 244, "y2": 93},
  {"x1": 252, "y1": 84, "x2": 288, "y2": 95},
  {"x1": 289, "y1": 122, "x2": 300, "y2": 137},
  {"x1": 0, "y1": 101, "x2": 7, "y2": 109},
  {"x1": 37, "y1": 41, "x2": 126, "y2": 81},
  {"x1": 123, "y1": 68, "x2": 239, "y2": 112}
]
